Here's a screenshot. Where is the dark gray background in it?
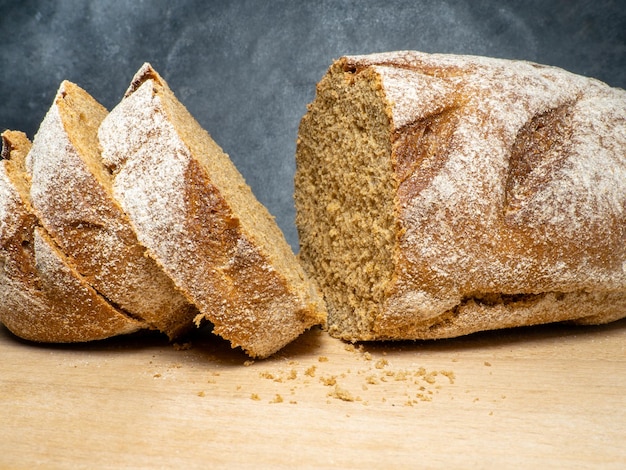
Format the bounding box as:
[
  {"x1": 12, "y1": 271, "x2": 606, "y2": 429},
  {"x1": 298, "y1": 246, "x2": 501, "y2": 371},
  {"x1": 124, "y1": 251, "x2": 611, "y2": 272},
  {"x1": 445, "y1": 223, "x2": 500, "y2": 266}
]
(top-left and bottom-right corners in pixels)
[{"x1": 1, "y1": 0, "x2": 625, "y2": 249}]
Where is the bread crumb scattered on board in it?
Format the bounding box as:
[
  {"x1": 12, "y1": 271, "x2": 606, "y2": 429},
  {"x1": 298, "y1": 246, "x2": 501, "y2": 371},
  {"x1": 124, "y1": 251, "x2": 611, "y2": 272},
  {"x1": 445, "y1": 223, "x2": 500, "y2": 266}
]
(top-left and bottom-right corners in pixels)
[
  {"x1": 270, "y1": 394, "x2": 284, "y2": 404},
  {"x1": 194, "y1": 334, "x2": 456, "y2": 407},
  {"x1": 327, "y1": 384, "x2": 359, "y2": 402},
  {"x1": 320, "y1": 375, "x2": 337, "y2": 386}
]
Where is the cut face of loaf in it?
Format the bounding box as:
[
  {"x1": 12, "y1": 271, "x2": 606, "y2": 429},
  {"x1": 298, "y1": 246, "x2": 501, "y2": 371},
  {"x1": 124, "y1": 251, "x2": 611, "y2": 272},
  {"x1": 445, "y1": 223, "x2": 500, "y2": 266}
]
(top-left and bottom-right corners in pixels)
[
  {"x1": 26, "y1": 81, "x2": 199, "y2": 339},
  {"x1": 295, "y1": 51, "x2": 626, "y2": 341},
  {"x1": 99, "y1": 64, "x2": 326, "y2": 358},
  {"x1": 0, "y1": 131, "x2": 142, "y2": 341}
]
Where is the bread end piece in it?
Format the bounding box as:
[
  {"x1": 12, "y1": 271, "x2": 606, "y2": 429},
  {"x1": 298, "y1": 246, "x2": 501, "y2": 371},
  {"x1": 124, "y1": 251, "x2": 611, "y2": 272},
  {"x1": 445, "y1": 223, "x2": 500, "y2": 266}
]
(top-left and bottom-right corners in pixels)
[
  {"x1": 0, "y1": 130, "x2": 142, "y2": 342},
  {"x1": 296, "y1": 51, "x2": 626, "y2": 341}
]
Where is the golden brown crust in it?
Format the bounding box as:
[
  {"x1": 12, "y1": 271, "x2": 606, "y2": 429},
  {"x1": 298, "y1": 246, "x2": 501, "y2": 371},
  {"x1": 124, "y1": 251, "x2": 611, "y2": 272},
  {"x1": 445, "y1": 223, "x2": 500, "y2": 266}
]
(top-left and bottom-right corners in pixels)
[
  {"x1": 99, "y1": 64, "x2": 325, "y2": 357},
  {"x1": 0, "y1": 131, "x2": 142, "y2": 342},
  {"x1": 296, "y1": 51, "x2": 626, "y2": 341}
]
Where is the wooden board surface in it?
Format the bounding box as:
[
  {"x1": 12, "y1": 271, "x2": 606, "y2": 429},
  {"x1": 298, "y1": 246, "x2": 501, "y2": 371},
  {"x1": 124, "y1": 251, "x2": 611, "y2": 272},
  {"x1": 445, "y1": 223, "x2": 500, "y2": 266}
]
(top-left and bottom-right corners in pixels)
[{"x1": 1, "y1": 318, "x2": 625, "y2": 469}]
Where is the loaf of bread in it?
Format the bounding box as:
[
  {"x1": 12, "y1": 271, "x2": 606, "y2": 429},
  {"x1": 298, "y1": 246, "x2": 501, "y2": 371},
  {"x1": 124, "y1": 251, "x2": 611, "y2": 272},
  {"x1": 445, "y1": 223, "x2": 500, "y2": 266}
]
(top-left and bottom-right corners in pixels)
[
  {"x1": 0, "y1": 130, "x2": 143, "y2": 341},
  {"x1": 295, "y1": 51, "x2": 626, "y2": 341},
  {"x1": 26, "y1": 81, "x2": 199, "y2": 339},
  {"x1": 98, "y1": 64, "x2": 326, "y2": 357}
]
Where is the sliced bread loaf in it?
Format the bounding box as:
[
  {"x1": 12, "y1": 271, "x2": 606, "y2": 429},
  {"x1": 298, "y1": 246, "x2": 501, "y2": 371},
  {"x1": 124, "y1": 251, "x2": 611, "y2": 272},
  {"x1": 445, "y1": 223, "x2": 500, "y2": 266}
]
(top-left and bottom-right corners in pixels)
[{"x1": 99, "y1": 64, "x2": 326, "y2": 357}]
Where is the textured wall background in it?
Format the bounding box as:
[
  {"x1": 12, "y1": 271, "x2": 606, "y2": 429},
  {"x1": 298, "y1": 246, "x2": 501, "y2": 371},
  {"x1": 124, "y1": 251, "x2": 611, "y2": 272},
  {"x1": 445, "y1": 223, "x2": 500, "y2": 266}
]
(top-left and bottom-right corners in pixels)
[{"x1": 1, "y1": 0, "x2": 625, "y2": 248}]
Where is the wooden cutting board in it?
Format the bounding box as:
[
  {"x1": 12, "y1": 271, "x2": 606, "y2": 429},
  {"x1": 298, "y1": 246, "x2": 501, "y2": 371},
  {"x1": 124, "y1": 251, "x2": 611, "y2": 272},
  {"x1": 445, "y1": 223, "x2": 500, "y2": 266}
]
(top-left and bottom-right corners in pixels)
[{"x1": 1, "y1": 318, "x2": 625, "y2": 469}]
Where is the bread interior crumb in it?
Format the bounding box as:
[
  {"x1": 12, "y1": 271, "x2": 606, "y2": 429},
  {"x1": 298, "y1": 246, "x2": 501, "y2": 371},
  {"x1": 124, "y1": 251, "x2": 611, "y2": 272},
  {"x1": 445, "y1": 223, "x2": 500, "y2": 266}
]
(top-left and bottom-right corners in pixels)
[{"x1": 296, "y1": 64, "x2": 397, "y2": 340}]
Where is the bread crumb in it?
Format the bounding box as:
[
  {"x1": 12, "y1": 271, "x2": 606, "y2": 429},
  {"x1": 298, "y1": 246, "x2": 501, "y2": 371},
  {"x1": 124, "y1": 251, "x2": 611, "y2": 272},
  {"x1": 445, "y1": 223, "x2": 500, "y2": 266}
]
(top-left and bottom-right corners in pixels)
[
  {"x1": 394, "y1": 370, "x2": 410, "y2": 381},
  {"x1": 259, "y1": 369, "x2": 298, "y2": 382},
  {"x1": 416, "y1": 393, "x2": 432, "y2": 402},
  {"x1": 484, "y1": 361, "x2": 492, "y2": 367},
  {"x1": 270, "y1": 394, "x2": 284, "y2": 404},
  {"x1": 423, "y1": 371, "x2": 438, "y2": 384},
  {"x1": 363, "y1": 352, "x2": 372, "y2": 361},
  {"x1": 375, "y1": 359, "x2": 389, "y2": 369},
  {"x1": 365, "y1": 374, "x2": 380, "y2": 385},
  {"x1": 318, "y1": 356, "x2": 329, "y2": 362},
  {"x1": 244, "y1": 360, "x2": 255, "y2": 366},
  {"x1": 197, "y1": 391, "x2": 205, "y2": 397},
  {"x1": 320, "y1": 375, "x2": 337, "y2": 386},
  {"x1": 153, "y1": 373, "x2": 161, "y2": 378},
  {"x1": 259, "y1": 371, "x2": 276, "y2": 380},
  {"x1": 305, "y1": 365, "x2": 317, "y2": 377},
  {"x1": 440, "y1": 370, "x2": 456, "y2": 384},
  {"x1": 328, "y1": 384, "x2": 357, "y2": 402},
  {"x1": 250, "y1": 393, "x2": 261, "y2": 401}
]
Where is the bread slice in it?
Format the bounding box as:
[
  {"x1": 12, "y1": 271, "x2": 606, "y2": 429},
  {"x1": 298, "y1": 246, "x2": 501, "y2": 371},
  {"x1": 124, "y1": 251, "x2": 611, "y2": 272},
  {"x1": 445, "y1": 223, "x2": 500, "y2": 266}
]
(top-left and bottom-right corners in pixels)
[
  {"x1": 98, "y1": 64, "x2": 326, "y2": 358},
  {"x1": 26, "y1": 81, "x2": 199, "y2": 339},
  {"x1": 0, "y1": 130, "x2": 142, "y2": 341},
  {"x1": 295, "y1": 51, "x2": 626, "y2": 341}
]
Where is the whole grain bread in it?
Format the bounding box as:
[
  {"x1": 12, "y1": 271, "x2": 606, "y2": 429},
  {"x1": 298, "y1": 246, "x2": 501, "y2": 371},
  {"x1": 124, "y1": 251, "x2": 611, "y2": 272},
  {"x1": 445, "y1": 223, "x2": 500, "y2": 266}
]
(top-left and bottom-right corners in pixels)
[
  {"x1": 295, "y1": 51, "x2": 626, "y2": 341},
  {"x1": 0, "y1": 130, "x2": 142, "y2": 342},
  {"x1": 99, "y1": 64, "x2": 326, "y2": 357},
  {"x1": 26, "y1": 81, "x2": 199, "y2": 339}
]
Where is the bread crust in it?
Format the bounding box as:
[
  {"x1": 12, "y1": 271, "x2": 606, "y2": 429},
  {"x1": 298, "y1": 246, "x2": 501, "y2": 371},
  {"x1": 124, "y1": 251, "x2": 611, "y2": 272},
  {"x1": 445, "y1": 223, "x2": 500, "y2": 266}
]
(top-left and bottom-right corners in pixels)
[
  {"x1": 0, "y1": 131, "x2": 142, "y2": 342},
  {"x1": 296, "y1": 51, "x2": 626, "y2": 340}
]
